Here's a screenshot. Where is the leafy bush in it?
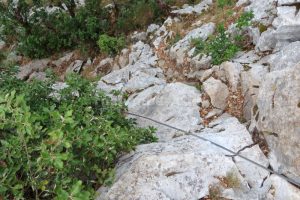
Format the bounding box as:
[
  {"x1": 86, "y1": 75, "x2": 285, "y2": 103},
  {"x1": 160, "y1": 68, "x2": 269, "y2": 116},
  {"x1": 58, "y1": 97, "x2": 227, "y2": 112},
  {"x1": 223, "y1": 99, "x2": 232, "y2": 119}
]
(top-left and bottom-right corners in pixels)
[
  {"x1": 97, "y1": 34, "x2": 125, "y2": 55},
  {"x1": 192, "y1": 11, "x2": 254, "y2": 65},
  {"x1": 0, "y1": 0, "x2": 170, "y2": 59},
  {"x1": 206, "y1": 24, "x2": 240, "y2": 65},
  {"x1": 236, "y1": 11, "x2": 254, "y2": 30},
  {"x1": 0, "y1": 68, "x2": 156, "y2": 199}
]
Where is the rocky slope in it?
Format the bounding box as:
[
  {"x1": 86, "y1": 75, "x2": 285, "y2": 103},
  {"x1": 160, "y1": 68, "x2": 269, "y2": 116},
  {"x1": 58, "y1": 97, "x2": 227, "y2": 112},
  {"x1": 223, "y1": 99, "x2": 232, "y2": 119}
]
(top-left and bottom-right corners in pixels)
[{"x1": 11, "y1": 0, "x2": 300, "y2": 199}]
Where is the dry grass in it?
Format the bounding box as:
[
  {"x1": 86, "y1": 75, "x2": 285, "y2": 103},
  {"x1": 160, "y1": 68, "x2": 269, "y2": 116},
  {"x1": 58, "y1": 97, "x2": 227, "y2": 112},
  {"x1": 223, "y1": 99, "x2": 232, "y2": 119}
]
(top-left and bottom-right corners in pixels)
[
  {"x1": 216, "y1": 170, "x2": 241, "y2": 189},
  {"x1": 196, "y1": 0, "x2": 244, "y2": 29}
]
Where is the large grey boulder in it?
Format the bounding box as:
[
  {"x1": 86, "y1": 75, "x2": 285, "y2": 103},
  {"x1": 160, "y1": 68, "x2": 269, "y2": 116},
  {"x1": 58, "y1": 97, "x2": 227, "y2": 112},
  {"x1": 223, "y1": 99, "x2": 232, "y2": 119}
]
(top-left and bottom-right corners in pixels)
[
  {"x1": 257, "y1": 63, "x2": 300, "y2": 180},
  {"x1": 203, "y1": 77, "x2": 229, "y2": 110},
  {"x1": 97, "y1": 116, "x2": 270, "y2": 200},
  {"x1": 268, "y1": 41, "x2": 300, "y2": 71},
  {"x1": 126, "y1": 83, "x2": 202, "y2": 141}
]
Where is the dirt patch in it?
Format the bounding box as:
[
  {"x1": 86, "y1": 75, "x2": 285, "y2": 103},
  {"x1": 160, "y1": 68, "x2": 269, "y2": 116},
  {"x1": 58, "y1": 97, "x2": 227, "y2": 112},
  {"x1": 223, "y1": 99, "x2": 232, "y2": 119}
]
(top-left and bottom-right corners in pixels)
[{"x1": 225, "y1": 86, "x2": 245, "y2": 122}]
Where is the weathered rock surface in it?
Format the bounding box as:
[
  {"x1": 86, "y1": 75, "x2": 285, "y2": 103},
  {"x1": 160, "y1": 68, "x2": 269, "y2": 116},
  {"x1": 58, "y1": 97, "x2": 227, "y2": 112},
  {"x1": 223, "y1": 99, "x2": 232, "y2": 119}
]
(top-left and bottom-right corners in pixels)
[
  {"x1": 221, "y1": 62, "x2": 243, "y2": 92},
  {"x1": 17, "y1": 59, "x2": 50, "y2": 80},
  {"x1": 256, "y1": 28, "x2": 277, "y2": 52},
  {"x1": 244, "y1": 0, "x2": 277, "y2": 26},
  {"x1": 241, "y1": 64, "x2": 269, "y2": 121},
  {"x1": 257, "y1": 63, "x2": 300, "y2": 180},
  {"x1": 278, "y1": 0, "x2": 300, "y2": 5},
  {"x1": 127, "y1": 83, "x2": 202, "y2": 141},
  {"x1": 203, "y1": 77, "x2": 229, "y2": 110},
  {"x1": 268, "y1": 41, "x2": 300, "y2": 71},
  {"x1": 97, "y1": 116, "x2": 270, "y2": 200},
  {"x1": 265, "y1": 175, "x2": 300, "y2": 200},
  {"x1": 66, "y1": 60, "x2": 84, "y2": 73}
]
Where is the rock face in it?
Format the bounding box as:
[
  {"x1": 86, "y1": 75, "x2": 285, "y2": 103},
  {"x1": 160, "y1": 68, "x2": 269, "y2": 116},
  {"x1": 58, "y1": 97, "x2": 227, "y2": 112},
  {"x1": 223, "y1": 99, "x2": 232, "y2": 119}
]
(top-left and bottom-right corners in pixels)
[
  {"x1": 278, "y1": 0, "x2": 300, "y2": 5},
  {"x1": 97, "y1": 116, "x2": 269, "y2": 200},
  {"x1": 244, "y1": 0, "x2": 277, "y2": 26},
  {"x1": 93, "y1": 0, "x2": 300, "y2": 198},
  {"x1": 221, "y1": 62, "x2": 243, "y2": 92},
  {"x1": 241, "y1": 64, "x2": 269, "y2": 121},
  {"x1": 268, "y1": 41, "x2": 300, "y2": 71},
  {"x1": 126, "y1": 83, "x2": 202, "y2": 141},
  {"x1": 257, "y1": 63, "x2": 300, "y2": 180},
  {"x1": 203, "y1": 77, "x2": 229, "y2": 110}
]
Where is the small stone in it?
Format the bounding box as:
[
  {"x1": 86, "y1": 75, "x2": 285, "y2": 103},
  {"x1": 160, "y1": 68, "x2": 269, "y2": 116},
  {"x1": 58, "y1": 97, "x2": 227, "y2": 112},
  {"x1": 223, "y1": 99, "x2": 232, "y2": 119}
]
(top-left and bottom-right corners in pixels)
[
  {"x1": 205, "y1": 108, "x2": 223, "y2": 119},
  {"x1": 200, "y1": 69, "x2": 213, "y2": 82}
]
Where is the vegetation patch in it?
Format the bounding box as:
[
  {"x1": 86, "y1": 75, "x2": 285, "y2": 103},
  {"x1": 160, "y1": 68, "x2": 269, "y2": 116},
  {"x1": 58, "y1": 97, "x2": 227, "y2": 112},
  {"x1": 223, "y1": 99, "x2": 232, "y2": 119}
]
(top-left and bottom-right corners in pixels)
[
  {"x1": 191, "y1": 8, "x2": 254, "y2": 65},
  {"x1": 0, "y1": 66, "x2": 156, "y2": 199}
]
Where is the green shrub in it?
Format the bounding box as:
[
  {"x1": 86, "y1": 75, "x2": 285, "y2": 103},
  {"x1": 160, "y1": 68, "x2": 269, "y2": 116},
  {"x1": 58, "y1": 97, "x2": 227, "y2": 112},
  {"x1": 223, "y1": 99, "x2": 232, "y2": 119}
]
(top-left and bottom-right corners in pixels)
[
  {"x1": 192, "y1": 11, "x2": 254, "y2": 65},
  {"x1": 0, "y1": 69, "x2": 156, "y2": 199},
  {"x1": 192, "y1": 24, "x2": 239, "y2": 65},
  {"x1": 236, "y1": 11, "x2": 254, "y2": 30},
  {"x1": 217, "y1": 0, "x2": 234, "y2": 9},
  {"x1": 97, "y1": 34, "x2": 125, "y2": 55},
  {"x1": 0, "y1": 0, "x2": 170, "y2": 59},
  {"x1": 206, "y1": 24, "x2": 240, "y2": 65}
]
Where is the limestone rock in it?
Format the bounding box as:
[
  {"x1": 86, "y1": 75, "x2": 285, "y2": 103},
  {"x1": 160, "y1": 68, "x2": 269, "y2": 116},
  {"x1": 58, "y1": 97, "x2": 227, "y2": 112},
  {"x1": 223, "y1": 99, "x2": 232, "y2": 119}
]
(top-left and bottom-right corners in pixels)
[
  {"x1": 278, "y1": 0, "x2": 300, "y2": 5},
  {"x1": 268, "y1": 41, "x2": 300, "y2": 71},
  {"x1": 257, "y1": 63, "x2": 300, "y2": 180},
  {"x1": 273, "y1": 6, "x2": 300, "y2": 29},
  {"x1": 203, "y1": 77, "x2": 229, "y2": 110},
  {"x1": 171, "y1": 0, "x2": 212, "y2": 15},
  {"x1": 169, "y1": 23, "x2": 215, "y2": 65},
  {"x1": 66, "y1": 60, "x2": 83, "y2": 73},
  {"x1": 241, "y1": 64, "x2": 269, "y2": 121},
  {"x1": 94, "y1": 58, "x2": 114, "y2": 76},
  {"x1": 131, "y1": 31, "x2": 147, "y2": 42},
  {"x1": 118, "y1": 49, "x2": 130, "y2": 68},
  {"x1": 123, "y1": 71, "x2": 166, "y2": 93},
  {"x1": 265, "y1": 175, "x2": 300, "y2": 200},
  {"x1": 97, "y1": 116, "x2": 270, "y2": 200},
  {"x1": 221, "y1": 62, "x2": 243, "y2": 92},
  {"x1": 17, "y1": 59, "x2": 50, "y2": 80},
  {"x1": 244, "y1": 0, "x2": 277, "y2": 26},
  {"x1": 256, "y1": 28, "x2": 277, "y2": 52},
  {"x1": 51, "y1": 52, "x2": 74, "y2": 68},
  {"x1": 147, "y1": 24, "x2": 160, "y2": 34},
  {"x1": 28, "y1": 72, "x2": 47, "y2": 81},
  {"x1": 126, "y1": 83, "x2": 202, "y2": 141}
]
